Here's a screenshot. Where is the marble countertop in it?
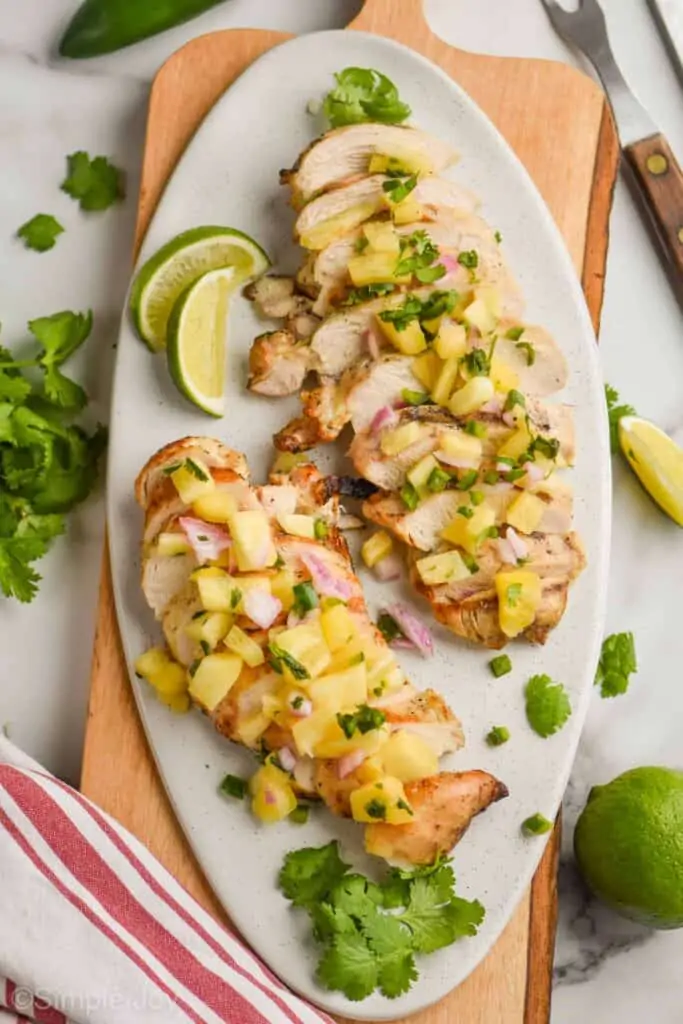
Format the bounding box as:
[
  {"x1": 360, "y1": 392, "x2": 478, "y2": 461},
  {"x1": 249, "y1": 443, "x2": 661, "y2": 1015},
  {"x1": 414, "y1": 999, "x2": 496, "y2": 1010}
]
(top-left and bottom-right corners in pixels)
[{"x1": 1, "y1": 0, "x2": 683, "y2": 1019}]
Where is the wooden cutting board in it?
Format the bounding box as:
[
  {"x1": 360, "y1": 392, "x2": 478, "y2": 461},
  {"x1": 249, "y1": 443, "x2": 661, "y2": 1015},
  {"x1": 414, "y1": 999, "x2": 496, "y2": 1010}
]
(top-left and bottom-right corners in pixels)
[{"x1": 81, "y1": 2, "x2": 619, "y2": 1020}]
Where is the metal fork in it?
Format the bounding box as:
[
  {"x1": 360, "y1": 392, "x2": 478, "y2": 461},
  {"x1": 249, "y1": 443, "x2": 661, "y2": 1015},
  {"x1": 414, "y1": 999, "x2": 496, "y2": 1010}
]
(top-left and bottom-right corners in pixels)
[{"x1": 541, "y1": 0, "x2": 683, "y2": 284}]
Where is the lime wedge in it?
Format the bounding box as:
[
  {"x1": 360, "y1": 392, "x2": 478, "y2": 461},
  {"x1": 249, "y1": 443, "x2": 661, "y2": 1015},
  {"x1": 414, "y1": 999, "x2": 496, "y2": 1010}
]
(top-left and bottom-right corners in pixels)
[
  {"x1": 619, "y1": 415, "x2": 683, "y2": 526},
  {"x1": 130, "y1": 226, "x2": 269, "y2": 351},
  {"x1": 166, "y1": 267, "x2": 233, "y2": 417}
]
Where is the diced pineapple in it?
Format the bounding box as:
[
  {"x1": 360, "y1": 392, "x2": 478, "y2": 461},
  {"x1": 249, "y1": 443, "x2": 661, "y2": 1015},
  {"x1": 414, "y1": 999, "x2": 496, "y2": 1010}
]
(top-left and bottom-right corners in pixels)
[
  {"x1": 158, "y1": 692, "x2": 191, "y2": 714},
  {"x1": 367, "y1": 653, "x2": 404, "y2": 696},
  {"x1": 224, "y1": 624, "x2": 265, "y2": 667},
  {"x1": 188, "y1": 652, "x2": 243, "y2": 711},
  {"x1": 505, "y1": 492, "x2": 546, "y2": 534},
  {"x1": 250, "y1": 764, "x2": 297, "y2": 823},
  {"x1": 155, "y1": 532, "x2": 191, "y2": 557},
  {"x1": 135, "y1": 647, "x2": 187, "y2": 696},
  {"x1": 276, "y1": 513, "x2": 316, "y2": 539},
  {"x1": 497, "y1": 418, "x2": 533, "y2": 460},
  {"x1": 300, "y1": 201, "x2": 381, "y2": 250},
  {"x1": 442, "y1": 503, "x2": 496, "y2": 554},
  {"x1": 236, "y1": 575, "x2": 272, "y2": 605},
  {"x1": 435, "y1": 321, "x2": 467, "y2": 360},
  {"x1": 407, "y1": 454, "x2": 439, "y2": 493},
  {"x1": 377, "y1": 315, "x2": 426, "y2": 355},
  {"x1": 477, "y1": 285, "x2": 502, "y2": 318},
  {"x1": 448, "y1": 376, "x2": 494, "y2": 416},
  {"x1": 380, "y1": 731, "x2": 439, "y2": 782},
  {"x1": 490, "y1": 353, "x2": 519, "y2": 394},
  {"x1": 495, "y1": 569, "x2": 542, "y2": 638},
  {"x1": 314, "y1": 721, "x2": 390, "y2": 760},
  {"x1": 356, "y1": 755, "x2": 385, "y2": 784},
  {"x1": 235, "y1": 710, "x2": 270, "y2": 748},
  {"x1": 439, "y1": 430, "x2": 483, "y2": 463},
  {"x1": 230, "y1": 510, "x2": 277, "y2": 571},
  {"x1": 185, "y1": 611, "x2": 232, "y2": 649},
  {"x1": 291, "y1": 708, "x2": 334, "y2": 757},
  {"x1": 412, "y1": 350, "x2": 442, "y2": 390},
  {"x1": 463, "y1": 297, "x2": 497, "y2": 335},
  {"x1": 193, "y1": 568, "x2": 237, "y2": 613},
  {"x1": 361, "y1": 530, "x2": 394, "y2": 569},
  {"x1": 362, "y1": 220, "x2": 400, "y2": 254},
  {"x1": 170, "y1": 460, "x2": 215, "y2": 504},
  {"x1": 270, "y1": 570, "x2": 297, "y2": 612},
  {"x1": 192, "y1": 491, "x2": 238, "y2": 524},
  {"x1": 348, "y1": 252, "x2": 409, "y2": 286},
  {"x1": 349, "y1": 777, "x2": 414, "y2": 824},
  {"x1": 276, "y1": 622, "x2": 331, "y2": 678},
  {"x1": 308, "y1": 663, "x2": 368, "y2": 714},
  {"x1": 391, "y1": 197, "x2": 426, "y2": 224},
  {"x1": 415, "y1": 550, "x2": 470, "y2": 585},
  {"x1": 369, "y1": 149, "x2": 435, "y2": 176},
  {"x1": 380, "y1": 421, "x2": 424, "y2": 456},
  {"x1": 431, "y1": 355, "x2": 461, "y2": 406},
  {"x1": 270, "y1": 451, "x2": 307, "y2": 475},
  {"x1": 321, "y1": 603, "x2": 357, "y2": 653}
]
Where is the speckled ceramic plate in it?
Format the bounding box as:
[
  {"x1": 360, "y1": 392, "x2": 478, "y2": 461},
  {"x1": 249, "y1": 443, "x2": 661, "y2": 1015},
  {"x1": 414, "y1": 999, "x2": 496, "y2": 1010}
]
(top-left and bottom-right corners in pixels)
[{"x1": 108, "y1": 30, "x2": 611, "y2": 1021}]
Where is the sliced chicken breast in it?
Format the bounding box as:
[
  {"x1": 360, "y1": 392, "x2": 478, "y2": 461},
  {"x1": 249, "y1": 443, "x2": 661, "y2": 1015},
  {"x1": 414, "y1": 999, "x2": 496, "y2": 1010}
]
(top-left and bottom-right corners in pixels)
[
  {"x1": 381, "y1": 688, "x2": 465, "y2": 757},
  {"x1": 247, "y1": 330, "x2": 311, "y2": 397},
  {"x1": 135, "y1": 437, "x2": 248, "y2": 511},
  {"x1": 141, "y1": 550, "x2": 198, "y2": 620},
  {"x1": 365, "y1": 770, "x2": 508, "y2": 865},
  {"x1": 282, "y1": 124, "x2": 458, "y2": 204}
]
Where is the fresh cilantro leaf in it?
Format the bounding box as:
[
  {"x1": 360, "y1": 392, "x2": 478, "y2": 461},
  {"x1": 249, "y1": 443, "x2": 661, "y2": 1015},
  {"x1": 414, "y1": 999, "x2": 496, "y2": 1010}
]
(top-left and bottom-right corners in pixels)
[
  {"x1": 415, "y1": 263, "x2": 446, "y2": 283},
  {"x1": 42, "y1": 364, "x2": 87, "y2": 411},
  {"x1": 17, "y1": 214, "x2": 64, "y2": 253},
  {"x1": 525, "y1": 674, "x2": 572, "y2": 737},
  {"x1": 0, "y1": 534, "x2": 51, "y2": 602},
  {"x1": 278, "y1": 840, "x2": 349, "y2": 909},
  {"x1": 382, "y1": 173, "x2": 418, "y2": 204},
  {"x1": 516, "y1": 340, "x2": 536, "y2": 366},
  {"x1": 343, "y1": 282, "x2": 396, "y2": 306},
  {"x1": 399, "y1": 876, "x2": 485, "y2": 953},
  {"x1": 61, "y1": 151, "x2": 125, "y2": 212},
  {"x1": 268, "y1": 643, "x2": 309, "y2": 680},
  {"x1": 328, "y1": 873, "x2": 385, "y2": 920},
  {"x1": 506, "y1": 582, "x2": 522, "y2": 607},
  {"x1": 316, "y1": 931, "x2": 378, "y2": 1001},
  {"x1": 378, "y1": 294, "x2": 423, "y2": 331},
  {"x1": 337, "y1": 704, "x2": 386, "y2": 739},
  {"x1": 595, "y1": 631, "x2": 637, "y2": 698},
  {"x1": 322, "y1": 67, "x2": 411, "y2": 128},
  {"x1": 462, "y1": 347, "x2": 491, "y2": 377},
  {"x1": 419, "y1": 289, "x2": 459, "y2": 321},
  {"x1": 0, "y1": 368, "x2": 31, "y2": 404},
  {"x1": 377, "y1": 950, "x2": 418, "y2": 999},
  {"x1": 400, "y1": 480, "x2": 420, "y2": 509},
  {"x1": 309, "y1": 902, "x2": 357, "y2": 944},
  {"x1": 605, "y1": 383, "x2": 637, "y2": 454},
  {"x1": 457, "y1": 249, "x2": 479, "y2": 270},
  {"x1": 505, "y1": 326, "x2": 525, "y2": 341},
  {"x1": 28, "y1": 310, "x2": 93, "y2": 367}
]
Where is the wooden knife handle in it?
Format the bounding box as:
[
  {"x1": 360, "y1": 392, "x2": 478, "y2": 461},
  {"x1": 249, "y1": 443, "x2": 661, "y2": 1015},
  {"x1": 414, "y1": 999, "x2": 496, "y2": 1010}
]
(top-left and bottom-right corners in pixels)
[{"x1": 625, "y1": 132, "x2": 683, "y2": 280}]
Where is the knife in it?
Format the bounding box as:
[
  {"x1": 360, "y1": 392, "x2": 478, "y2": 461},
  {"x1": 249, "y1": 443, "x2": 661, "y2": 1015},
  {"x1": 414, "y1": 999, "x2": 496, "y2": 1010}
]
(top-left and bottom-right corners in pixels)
[{"x1": 541, "y1": 0, "x2": 683, "y2": 282}]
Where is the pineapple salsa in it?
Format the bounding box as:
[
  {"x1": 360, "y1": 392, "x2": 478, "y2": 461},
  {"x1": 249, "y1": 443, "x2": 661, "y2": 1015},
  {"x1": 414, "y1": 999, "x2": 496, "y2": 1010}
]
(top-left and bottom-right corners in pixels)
[{"x1": 135, "y1": 452, "x2": 440, "y2": 829}]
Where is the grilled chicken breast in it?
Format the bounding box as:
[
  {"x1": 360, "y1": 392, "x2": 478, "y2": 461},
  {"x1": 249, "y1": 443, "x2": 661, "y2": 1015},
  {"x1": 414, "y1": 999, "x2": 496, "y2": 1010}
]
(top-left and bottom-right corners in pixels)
[{"x1": 282, "y1": 124, "x2": 458, "y2": 205}]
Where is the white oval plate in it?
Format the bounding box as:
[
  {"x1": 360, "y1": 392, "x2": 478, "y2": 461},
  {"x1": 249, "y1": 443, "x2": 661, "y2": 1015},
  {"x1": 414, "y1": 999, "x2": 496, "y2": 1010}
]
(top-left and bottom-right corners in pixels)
[{"x1": 108, "y1": 29, "x2": 610, "y2": 1021}]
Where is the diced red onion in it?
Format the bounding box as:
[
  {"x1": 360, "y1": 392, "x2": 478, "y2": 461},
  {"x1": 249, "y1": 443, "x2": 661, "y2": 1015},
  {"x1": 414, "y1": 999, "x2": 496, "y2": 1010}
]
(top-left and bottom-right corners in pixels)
[
  {"x1": 507, "y1": 526, "x2": 529, "y2": 560},
  {"x1": 438, "y1": 255, "x2": 459, "y2": 274},
  {"x1": 435, "y1": 451, "x2": 479, "y2": 470},
  {"x1": 289, "y1": 695, "x2": 313, "y2": 718},
  {"x1": 243, "y1": 589, "x2": 282, "y2": 629},
  {"x1": 178, "y1": 517, "x2": 231, "y2": 564},
  {"x1": 382, "y1": 603, "x2": 434, "y2": 658},
  {"x1": 264, "y1": 788, "x2": 276, "y2": 806},
  {"x1": 502, "y1": 411, "x2": 516, "y2": 428},
  {"x1": 523, "y1": 461, "x2": 544, "y2": 483},
  {"x1": 481, "y1": 397, "x2": 503, "y2": 415},
  {"x1": 497, "y1": 461, "x2": 515, "y2": 473},
  {"x1": 496, "y1": 537, "x2": 517, "y2": 564},
  {"x1": 390, "y1": 636, "x2": 417, "y2": 649},
  {"x1": 299, "y1": 551, "x2": 355, "y2": 600},
  {"x1": 337, "y1": 748, "x2": 368, "y2": 779},
  {"x1": 370, "y1": 404, "x2": 398, "y2": 433},
  {"x1": 277, "y1": 747, "x2": 297, "y2": 772},
  {"x1": 364, "y1": 324, "x2": 383, "y2": 361},
  {"x1": 374, "y1": 553, "x2": 403, "y2": 582}
]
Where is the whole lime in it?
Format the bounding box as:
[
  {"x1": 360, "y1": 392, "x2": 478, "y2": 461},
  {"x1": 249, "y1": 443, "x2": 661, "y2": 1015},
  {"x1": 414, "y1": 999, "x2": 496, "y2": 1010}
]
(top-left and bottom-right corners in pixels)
[{"x1": 574, "y1": 766, "x2": 683, "y2": 928}]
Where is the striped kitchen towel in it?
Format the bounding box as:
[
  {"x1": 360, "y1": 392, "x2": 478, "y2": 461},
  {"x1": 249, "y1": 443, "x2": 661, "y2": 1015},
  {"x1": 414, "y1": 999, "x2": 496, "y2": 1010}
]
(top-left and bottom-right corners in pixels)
[{"x1": 0, "y1": 737, "x2": 333, "y2": 1024}]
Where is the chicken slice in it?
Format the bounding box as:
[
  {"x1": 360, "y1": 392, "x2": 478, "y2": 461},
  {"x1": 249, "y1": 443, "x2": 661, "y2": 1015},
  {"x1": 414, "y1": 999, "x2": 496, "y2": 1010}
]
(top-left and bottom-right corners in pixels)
[
  {"x1": 141, "y1": 551, "x2": 198, "y2": 620},
  {"x1": 142, "y1": 469, "x2": 261, "y2": 546},
  {"x1": 282, "y1": 124, "x2": 458, "y2": 205},
  {"x1": 244, "y1": 275, "x2": 299, "y2": 319},
  {"x1": 161, "y1": 580, "x2": 204, "y2": 667},
  {"x1": 295, "y1": 175, "x2": 477, "y2": 246},
  {"x1": 135, "y1": 437, "x2": 249, "y2": 511},
  {"x1": 363, "y1": 477, "x2": 574, "y2": 551},
  {"x1": 350, "y1": 402, "x2": 575, "y2": 492},
  {"x1": 247, "y1": 330, "x2": 311, "y2": 397},
  {"x1": 365, "y1": 770, "x2": 508, "y2": 865}
]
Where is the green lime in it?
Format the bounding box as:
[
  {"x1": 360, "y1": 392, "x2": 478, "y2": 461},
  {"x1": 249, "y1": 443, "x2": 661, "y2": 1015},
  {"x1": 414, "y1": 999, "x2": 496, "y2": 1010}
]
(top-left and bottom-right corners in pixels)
[
  {"x1": 130, "y1": 225, "x2": 269, "y2": 351},
  {"x1": 574, "y1": 766, "x2": 683, "y2": 928},
  {"x1": 166, "y1": 267, "x2": 233, "y2": 417}
]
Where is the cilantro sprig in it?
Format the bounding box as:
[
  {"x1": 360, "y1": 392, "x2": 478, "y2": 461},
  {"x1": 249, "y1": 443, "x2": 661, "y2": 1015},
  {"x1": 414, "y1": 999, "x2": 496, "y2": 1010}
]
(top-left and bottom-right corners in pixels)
[
  {"x1": 594, "y1": 631, "x2": 637, "y2": 698},
  {"x1": 17, "y1": 214, "x2": 64, "y2": 253},
  {"x1": 61, "y1": 151, "x2": 125, "y2": 212},
  {"x1": 322, "y1": 68, "x2": 411, "y2": 128},
  {"x1": 278, "y1": 842, "x2": 485, "y2": 1001}
]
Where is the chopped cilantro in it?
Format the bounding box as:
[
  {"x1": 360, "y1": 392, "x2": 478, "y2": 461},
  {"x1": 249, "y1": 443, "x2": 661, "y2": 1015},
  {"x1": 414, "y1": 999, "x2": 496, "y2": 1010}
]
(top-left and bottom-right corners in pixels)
[
  {"x1": 489, "y1": 654, "x2": 512, "y2": 678},
  {"x1": 522, "y1": 813, "x2": 553, "y2": 836},
  {"x1": 457, "y1": 250, "x2": 479, "y2": 270},
  {"x1": 486, "y1": 725, "x2": 510, "y2": 746},
  {"x1": 268, "y1": 643, "x2": 309, "y2": 680},
  {"x1": 220, "y1": 774, "x2": 247, "y2": 800},
  {"x1": 379, "y1": 295, "x2": 423, "y2": 331},
  {"x1": 61, "y1": 150, "x2": 125, "y2": 212},
  {"x1": 314, "y1": 518, "x2": 328, "y2": 540},
  {"x1": 415, "y1": 263, "x2": 446, "y2": 284},
  {"x1": 494, "y1": 230, "x2": 503, "y2": 243},
  {"x1": 458, "y1": 505, "x2": 474, "y2": 519},
  {"x1": 355, "y1": 235, "x2": 370, "y2": 253},
  {"x1": 292, "y1": 580, "x2": 318, "y2": 617},
  {"x1": 322, "y1": 68, "x2": 411, "y2": 128},
  {"x1": 291, "y1": 695, "x2": 304, "y2": 711},
  {"x1": 364, "y1": 799, "x2": 387, "y2": 820},
  {"x1": 470, "y1": 489, "x2": 484, "y2": 505},
  {"x1": 505, "y1": 326, "x2": 524, "y2": 341},
  {"x1": 400, "y1": 481, "x2": 420, "y2": 510},
  {"x1": 427, "y1": 466, "x2": 451, "y2": 492},
  {"x1": 605, "y1": 383, "x2": 637, "y2": 454},
  {"x1": 230, "y1": 588, "x2": 241, "y2": 610},
  {"x1": 505, "y1": 583, "x2": 522, "y2": 607},
  {"x1": 17, "y1": 214, "x2": 64, "y2": 253},
  {"x1": 464, "y1": 420, "x2": 486, "y2": 438},
  {"x1": 483, "y1": 470, "x2": 499, "y2": 485},
  {"x1": 456, "y1": 469, "x2": 479, "y2": 491},
  {"x1": 344, "y1": 282, "x2": 396, "y2": 306},
  {"x1": 382, "y1": 173, "x2": 418, "y2": 204},
  {"x1": 525, "y1": 674, "x2": 572, "y2": 737},
  {"x1": 515, "y1": 341, "x2": 536, "y2": 366},
  {"x1": 377, "y1": 612, "x2": 403, "y2": 644},
  {"x1": 185, "y1": 457, "x2": 209, "y2": 481},
  {"x1": 504, "y1": 389, "x2": 526, "y2": 412},
  {"x1": 401, "y1": 388, "x2": 430, "y2": 406},
  {"x1": 337, "y1": 704, "x2": 386, "y2": 739},
  {"x1": 461, "y1": 552, "x2": 479, "y2": 574},
  {"x1": 595, "y1": 631, "x2": 637, "y2": 698},
  {"x1": 199, "y1": 639, "x2": 210, "y2": 655},
  {"x1": 462, "y1": 347, "x2": 490, "y2": 377}
]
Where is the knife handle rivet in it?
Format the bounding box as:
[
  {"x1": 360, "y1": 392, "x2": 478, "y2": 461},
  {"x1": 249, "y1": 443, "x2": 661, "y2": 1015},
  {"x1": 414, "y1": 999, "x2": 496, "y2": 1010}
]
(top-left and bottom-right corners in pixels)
[{"x1": 646, "y1": 153, "x2": 669, "y2": 176}]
